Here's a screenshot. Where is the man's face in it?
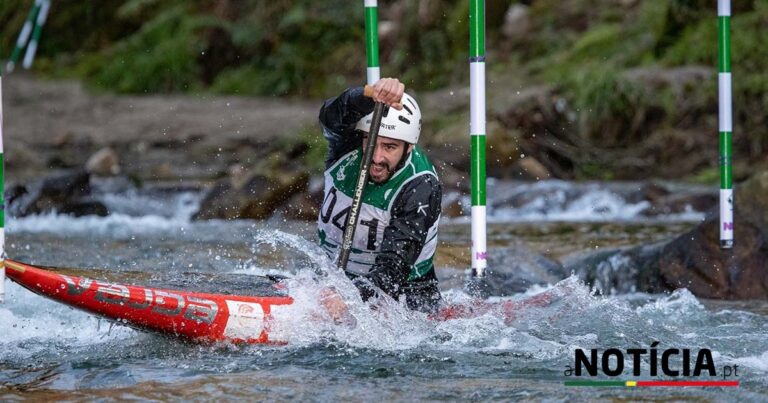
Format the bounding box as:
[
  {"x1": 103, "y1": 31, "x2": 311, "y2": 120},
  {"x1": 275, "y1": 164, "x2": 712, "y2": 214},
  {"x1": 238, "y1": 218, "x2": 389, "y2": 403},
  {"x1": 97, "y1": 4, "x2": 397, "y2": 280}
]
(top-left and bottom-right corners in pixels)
[{"x1": 362, "y1": 134, "x2": 412, "y2": 183}]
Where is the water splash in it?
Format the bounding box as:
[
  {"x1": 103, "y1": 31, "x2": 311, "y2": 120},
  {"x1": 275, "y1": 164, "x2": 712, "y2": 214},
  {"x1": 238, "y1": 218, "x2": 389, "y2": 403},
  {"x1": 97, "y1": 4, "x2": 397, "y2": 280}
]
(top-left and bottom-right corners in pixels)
[
  {"x1": 447, "y1": 180, "x2": 708, "y2": 223},
  {"x1": 2, "y1": 195, "x2": 766, "y2": 398},
  {"x1": 0, "y1": 281, "x2": 135, "y2": 362}
]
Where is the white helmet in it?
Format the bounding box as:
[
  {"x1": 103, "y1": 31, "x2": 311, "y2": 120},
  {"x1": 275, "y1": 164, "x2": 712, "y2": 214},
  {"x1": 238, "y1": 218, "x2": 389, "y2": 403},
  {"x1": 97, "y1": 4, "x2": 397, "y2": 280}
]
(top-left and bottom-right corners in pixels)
[{"x1": 355, "y1": 92, "x2": 421, "y2": 144}]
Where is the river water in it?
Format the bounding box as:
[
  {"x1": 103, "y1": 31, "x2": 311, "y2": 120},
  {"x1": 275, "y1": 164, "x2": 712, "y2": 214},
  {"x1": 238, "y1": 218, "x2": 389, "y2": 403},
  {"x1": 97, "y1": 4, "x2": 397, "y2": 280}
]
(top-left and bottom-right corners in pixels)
[{"x1": 1, "y1": 181, "x2": 766, "y2": 401}]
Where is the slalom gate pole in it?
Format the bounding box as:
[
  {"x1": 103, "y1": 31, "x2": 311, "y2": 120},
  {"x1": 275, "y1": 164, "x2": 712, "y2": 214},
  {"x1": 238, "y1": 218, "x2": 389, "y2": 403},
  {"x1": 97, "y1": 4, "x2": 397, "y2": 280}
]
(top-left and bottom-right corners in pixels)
[
  {"x1": 718, "y1": 0, "x2": 734, "y2": 249},
  {"x1": 1, "y1": 65, "x2": 5, "y2": 302},
  {"x1": 6, "y1": 0, "x2": 42, "y2": 73},
  {"x1": 22, "y1": 0, "x2": 51, "y2": 70},
  {"x1": 364, "y1": 0, "x2": 380, "y2": 84},
  {"x1": 469, "y1": 0, "x2": 487, "y2": 277}
]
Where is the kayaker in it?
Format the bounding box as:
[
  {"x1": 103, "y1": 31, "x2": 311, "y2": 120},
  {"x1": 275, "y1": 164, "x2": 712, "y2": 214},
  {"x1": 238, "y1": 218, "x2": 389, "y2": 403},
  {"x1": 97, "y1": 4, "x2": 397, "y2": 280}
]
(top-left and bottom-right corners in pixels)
[{"x1": 317, "y1": 77, "x2": 443, "y2": 313}]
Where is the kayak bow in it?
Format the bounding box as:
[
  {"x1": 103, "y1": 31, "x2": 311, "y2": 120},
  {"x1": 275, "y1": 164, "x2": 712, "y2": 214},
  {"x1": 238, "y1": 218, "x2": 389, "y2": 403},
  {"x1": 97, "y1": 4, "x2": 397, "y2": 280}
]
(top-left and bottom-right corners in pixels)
[{"x1": 4, "y1": 259, "x2": 294, "y2": 344}]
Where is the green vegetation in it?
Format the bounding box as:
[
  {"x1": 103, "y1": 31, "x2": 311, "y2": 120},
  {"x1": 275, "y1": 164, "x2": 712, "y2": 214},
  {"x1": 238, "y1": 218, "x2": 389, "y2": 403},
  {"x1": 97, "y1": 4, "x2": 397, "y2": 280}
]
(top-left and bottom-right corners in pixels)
[
  {"x1": 686, "y1": 167, "x2": 720, "y2": 185},
  {"x1": 2, "y1": 0, "x2": 766, "y2": 178},
  {"x1": 661, "y1": 1, "x2": 768, "y2": 155}
]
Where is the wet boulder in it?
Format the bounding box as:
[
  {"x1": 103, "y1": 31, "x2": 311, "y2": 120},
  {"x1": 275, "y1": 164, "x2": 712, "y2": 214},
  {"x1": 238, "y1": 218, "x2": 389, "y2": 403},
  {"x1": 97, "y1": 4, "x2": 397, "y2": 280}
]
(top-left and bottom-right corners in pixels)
[
  {"x1": 736, "y1": 170, "x2": 768, "y2": 231},
  {"x1": 569, "y1": 171, "x2": 768, "y2": 299},
  {"x1": 479, "y1": 244, "x2": 569, "y2": 296},
  {"x1": 512, "y1": 156, "x2": 552, "y2": 180},
  {"x1": 656, "y1": 212, "x2": 768, "y2": 299},
  {"x1": 564, "y1": 245, "x2": 666, "y2": 295},
  {"x1": 501, "y1": 4, "x2": 531, "y2": 41},
  {"x1": 655, "y1": 171, "x2": 768, "y2": 299},
  {"x1": 85, "y1": 147, "x2": 121, "y2": 176},
  {"x1": 279, "y1": 175, "x2": 324, "y2": 221},
  {"x1": 6, "y1": 169, "x2": 109, "y2": 217},
  {"x1": 632, "y1": 182, "x2": 717, "y2": 217},
  {"x1": 440, "y1": 191, "x2": 467, "y2": 218},
  {"x1": 193, "y1": 166, "x2": 309, "y2": 220},
  {"x1": 280, "y1": 192, "x2": 320, "y2": 221}
]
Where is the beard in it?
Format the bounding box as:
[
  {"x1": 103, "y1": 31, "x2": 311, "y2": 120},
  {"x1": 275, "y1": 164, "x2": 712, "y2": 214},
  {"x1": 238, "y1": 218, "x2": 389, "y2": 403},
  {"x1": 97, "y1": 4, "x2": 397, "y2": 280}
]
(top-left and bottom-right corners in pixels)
[{"x1": 369, "y1": 161, "x2": 395, "y2": 183}]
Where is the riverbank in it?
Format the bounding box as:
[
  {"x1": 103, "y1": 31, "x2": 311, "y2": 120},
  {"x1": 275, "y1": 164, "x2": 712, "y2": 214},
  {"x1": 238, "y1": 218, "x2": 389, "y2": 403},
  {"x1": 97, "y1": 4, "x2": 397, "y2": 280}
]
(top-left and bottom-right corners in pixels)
[{"x1": 3, "y1": 74, "x2": 318, "y2": 184}]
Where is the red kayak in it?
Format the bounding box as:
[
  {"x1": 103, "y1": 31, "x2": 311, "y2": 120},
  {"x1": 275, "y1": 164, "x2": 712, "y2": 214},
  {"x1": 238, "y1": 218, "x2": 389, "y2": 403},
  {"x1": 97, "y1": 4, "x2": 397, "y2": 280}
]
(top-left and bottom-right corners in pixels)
[
  {"x1": 5, "y1": 259, "x2": 555, "y2": 344},
  {"x1": 4, "y1": 259, "x2": 294, "y2": 344}
]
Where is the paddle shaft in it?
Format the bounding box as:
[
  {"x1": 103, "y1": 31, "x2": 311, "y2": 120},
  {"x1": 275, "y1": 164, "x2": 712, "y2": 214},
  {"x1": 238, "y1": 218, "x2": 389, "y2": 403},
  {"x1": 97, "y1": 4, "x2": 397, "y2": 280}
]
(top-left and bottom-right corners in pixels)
[{"x1": 337, "y1": 88, "x2": 387, "y2": 271}]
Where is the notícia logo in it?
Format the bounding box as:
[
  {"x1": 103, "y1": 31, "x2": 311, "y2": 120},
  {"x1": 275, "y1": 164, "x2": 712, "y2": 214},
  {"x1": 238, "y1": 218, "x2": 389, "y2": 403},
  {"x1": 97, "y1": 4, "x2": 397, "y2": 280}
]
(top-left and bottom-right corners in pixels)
[{"x1": 564, "y1": 342, "x2": 738, "y2": 378}]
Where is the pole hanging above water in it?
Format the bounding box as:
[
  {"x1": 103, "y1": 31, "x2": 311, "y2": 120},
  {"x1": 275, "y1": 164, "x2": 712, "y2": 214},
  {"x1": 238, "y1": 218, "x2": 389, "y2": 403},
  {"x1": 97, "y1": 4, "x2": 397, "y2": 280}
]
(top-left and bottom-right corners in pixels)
[
  {"x1": 22, "y1": 0, "x2": 51, "y2": 70},
  {"x1": 6, "y1": 0, "x2": 42, "y2": 73},
  {"x1": 469, "y1": 0, "x2": 487, "y2": 277},
  {"x1": 364, "y1": 0, "x2": 380, "y2": 84},
  {"x1": 718, "y1": 0, "x2": 733, "y2": 249}
]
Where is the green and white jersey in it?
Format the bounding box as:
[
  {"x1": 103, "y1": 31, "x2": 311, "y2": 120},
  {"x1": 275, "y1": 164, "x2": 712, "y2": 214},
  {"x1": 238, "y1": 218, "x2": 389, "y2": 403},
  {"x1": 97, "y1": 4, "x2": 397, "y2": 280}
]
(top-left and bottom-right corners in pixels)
[{"x1": 318, "y1": 147, "x2": 440, "y2": 278}]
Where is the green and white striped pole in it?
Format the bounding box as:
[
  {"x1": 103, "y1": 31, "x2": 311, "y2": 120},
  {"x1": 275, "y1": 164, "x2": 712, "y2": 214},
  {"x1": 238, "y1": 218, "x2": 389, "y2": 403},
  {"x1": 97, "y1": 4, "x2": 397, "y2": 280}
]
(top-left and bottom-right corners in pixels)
[
  {"x1": 1, "y1": 66, "x2": 5, "y2": 302},
  {"x1": 718, "y1": 0, "x2": 733, "y2": 249},
  {"x1": 5, "y1": 0, "x2": 42, "y2": 73},
  {"x1": 22, "y1": 0, "x2": 51, "y2": 70},
  {"x1": 469, "y1": 0, "x2": 487, "y2": 277},
  {"x1": 364, "y1": 0, "x2": 380, "y2": 84}
]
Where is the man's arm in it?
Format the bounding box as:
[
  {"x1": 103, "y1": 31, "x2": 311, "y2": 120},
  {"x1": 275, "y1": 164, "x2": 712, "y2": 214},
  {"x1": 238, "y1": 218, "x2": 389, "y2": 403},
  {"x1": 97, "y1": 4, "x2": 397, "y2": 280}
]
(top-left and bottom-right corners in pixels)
[
  {"x1": 354, "y1": 174, "x2": 442, "y2": 299},
  {"x1": 318, "y1": 86, "x2": 375, "y2": 167}
]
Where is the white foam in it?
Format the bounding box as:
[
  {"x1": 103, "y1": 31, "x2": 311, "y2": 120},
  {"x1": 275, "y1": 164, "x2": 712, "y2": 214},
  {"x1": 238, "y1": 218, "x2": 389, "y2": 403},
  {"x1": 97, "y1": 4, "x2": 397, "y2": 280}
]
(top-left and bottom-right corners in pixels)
[
  {"x1": 447, "y1": 180, "x2": 708, "y2": 223},
  {"x1": 636, "y1": 288, "x2": 705, "y2": 316},
  {"x1": 7, "y1": 191, "x2": 200, "y2": 236},
  {"x1": 491, "y1": 187, "x2": 656, "y2": 222},
  {"x1": 10, "y1": 211, "x2": 186, "y2": 234},
  {"x1": 732, "y1": 351, "x2": 768, "y2": 372},
  {"x1": 99, "y1": 190, "x2": 200, "y2": 219},
  {"x1": 0, "y1": 281, "x2": 135, "y2": 360}
]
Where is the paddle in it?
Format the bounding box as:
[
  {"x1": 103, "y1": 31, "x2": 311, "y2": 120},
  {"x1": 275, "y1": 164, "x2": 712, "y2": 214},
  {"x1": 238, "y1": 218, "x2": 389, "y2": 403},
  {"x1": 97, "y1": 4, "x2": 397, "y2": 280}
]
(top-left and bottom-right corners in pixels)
[{"x1": 337, "y1": 85, "x2": 388, "y2": 271}]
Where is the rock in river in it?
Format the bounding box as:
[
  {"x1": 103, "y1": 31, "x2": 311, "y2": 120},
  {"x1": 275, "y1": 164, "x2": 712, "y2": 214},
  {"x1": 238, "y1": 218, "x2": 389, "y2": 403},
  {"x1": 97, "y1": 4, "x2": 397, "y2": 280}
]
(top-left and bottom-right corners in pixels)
[
  {"x1": 6, "y1": 169, "x2": 109, "y2": 217},
  {"x1": 193, "y1": 167, "x2": 309, "y2": 220},
  {"x1": 569, "y1": 170, "x2": 768, "y2": 299}
]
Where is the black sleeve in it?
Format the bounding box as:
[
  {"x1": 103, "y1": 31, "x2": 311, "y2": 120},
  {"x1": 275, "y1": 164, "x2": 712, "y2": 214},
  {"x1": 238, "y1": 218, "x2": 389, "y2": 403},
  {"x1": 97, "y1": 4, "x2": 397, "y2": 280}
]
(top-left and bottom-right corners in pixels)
[
  {"x1": 355, "y1": 174, "x2": 442, "y2": 299},
  {"x1": 318, "y1": 86, "x2": 375, "y2": 168}
]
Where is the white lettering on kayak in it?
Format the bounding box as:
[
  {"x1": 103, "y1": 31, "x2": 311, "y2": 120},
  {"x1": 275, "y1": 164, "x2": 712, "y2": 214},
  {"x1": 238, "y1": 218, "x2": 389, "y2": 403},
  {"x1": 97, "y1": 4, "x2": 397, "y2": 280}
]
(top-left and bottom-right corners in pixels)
[
  {"x1": 185, "y1": 296, "x2": 219, "y2": 325},
  {"x1": 95, "y1": 283, "x2": 130, "y2": 304},
  {"x1": 58, "y1": 274, "x2": 219, "y2": 323},
  {"x1": 153, "y1": 290, "x2": 185, "y2": 316},
  {"x1": 61, "y1": 275, "x2": 92, "y2": 296}
]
